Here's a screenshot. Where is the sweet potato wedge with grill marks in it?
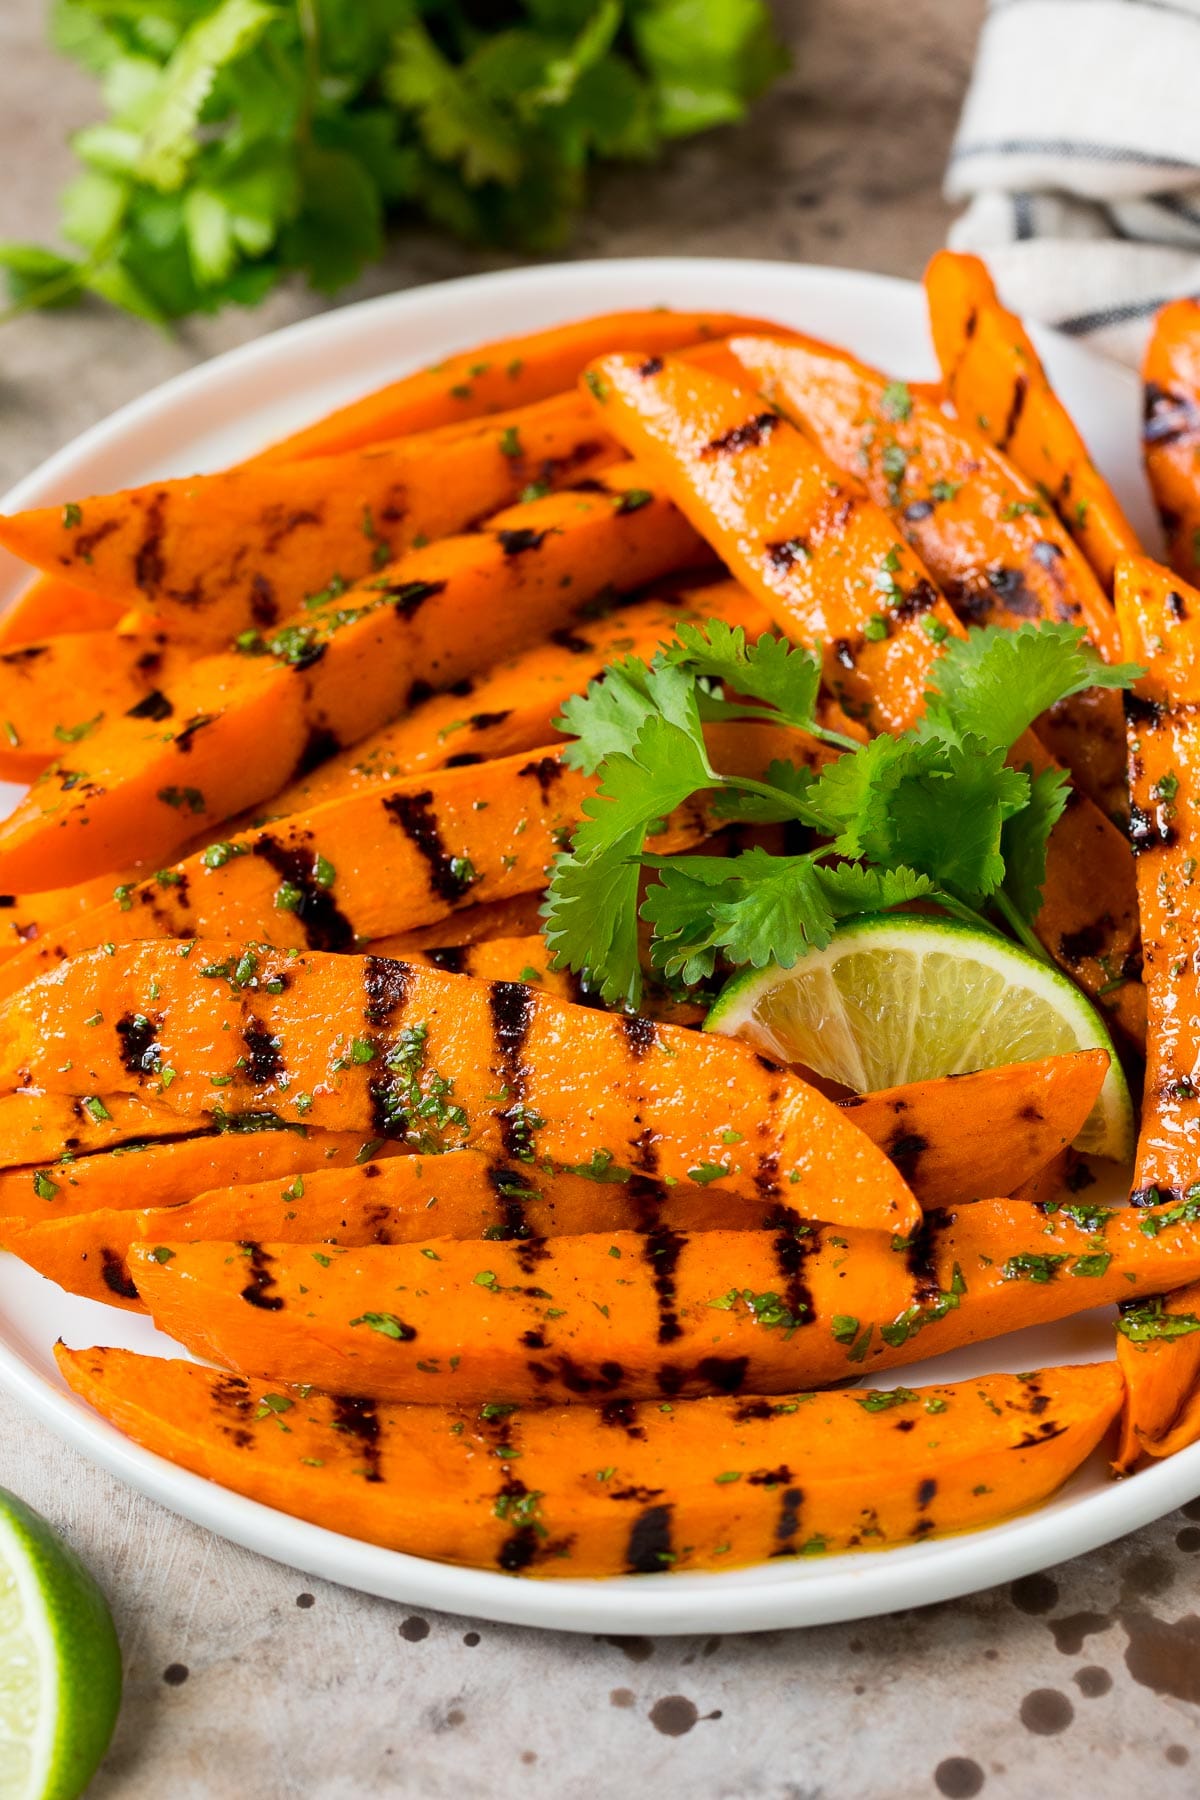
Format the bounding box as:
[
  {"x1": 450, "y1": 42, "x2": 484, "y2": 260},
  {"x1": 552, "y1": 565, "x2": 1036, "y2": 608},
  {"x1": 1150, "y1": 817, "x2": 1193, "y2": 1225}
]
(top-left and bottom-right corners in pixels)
[
  {"x1": 0, "y1": 722, "x2": 824, "y2": 994},
  {"x1": 56, "y1": 1345, "x2": 1124, "y2": 1575},
  {"x1": 0, "y1": 629, "x2": 189, "y2": 780},
  {"x1": 1116, "y1": 554, "x2": 1200, "y2": 1192},
  {"x1": 1113, "y1": 1280, "x2": 1200, "y2": 1471},
  {"x1": 0, "y1": 1123, "x2": 396, "y2": 1233},
  {"x1": 0, "y1": 941, "x2": 919, "y2": 1234},
  {"x1": 0, "y1": 1090, "x2": 190, "y2": 1170},
  {"x1": 924, "y1": 251, "x2": 1139, "y2": 590},
  {"x1": 367, "y1": 894, "x2": 548, "y2": 957},
  {"x1": 6, "y1": 1051, "x2": 1105, "y2": 1306},
  {"x1": 0, "y1": 466, "x2": 703, "y2": 892},
  {"x1": 124, "y1": 1195, "x2": 1194, "y2": 1404},
  {"x1": 267, "y1": 580, "x2": 768, "y2": 817},
  {"x1": 1144, "y1": 300, "x2": 1200, "y2": 588},
  {"x1": 732, "y1": 332, "x2": 1127, "y2": 818},
  {"x1": 0, "y1": 393, "x2": 621, "y2": 646},
  {"x1": 580, "y1": 350, "x2": 963, "y2": 733}
]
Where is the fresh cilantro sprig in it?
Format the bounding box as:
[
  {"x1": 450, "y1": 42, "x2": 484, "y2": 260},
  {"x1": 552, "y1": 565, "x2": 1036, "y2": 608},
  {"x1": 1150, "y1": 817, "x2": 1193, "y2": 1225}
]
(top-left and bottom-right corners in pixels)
[
  {"x1": 543, "y1": 619, "x2": 1141, "y2": 1008},
  {"x1": 2, "y1": 0, "x2": 786, "y2": 324}
]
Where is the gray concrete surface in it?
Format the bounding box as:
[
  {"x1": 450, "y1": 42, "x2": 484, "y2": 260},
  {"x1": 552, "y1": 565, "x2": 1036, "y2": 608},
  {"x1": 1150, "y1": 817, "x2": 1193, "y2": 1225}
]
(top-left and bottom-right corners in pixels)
[{"x1": 3, "y1": 1, "x2": 1200, "y2": 1794}]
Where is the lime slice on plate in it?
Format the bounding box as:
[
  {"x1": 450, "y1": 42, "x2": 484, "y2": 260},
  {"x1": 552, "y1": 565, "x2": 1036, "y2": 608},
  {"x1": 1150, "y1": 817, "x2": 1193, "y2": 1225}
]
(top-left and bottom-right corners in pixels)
[
  {"x1": 0, "y1": 1486, "x2": 121, "y2": 1800},
  {"x1": 705, "y1": 915, "x2": 1134, "y2": 1162}
]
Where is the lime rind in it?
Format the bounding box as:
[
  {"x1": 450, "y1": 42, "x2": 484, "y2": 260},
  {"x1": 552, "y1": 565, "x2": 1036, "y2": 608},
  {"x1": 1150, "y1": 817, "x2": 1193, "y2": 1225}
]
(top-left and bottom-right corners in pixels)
[
  {"x1": 705, "y1": 915, "x2": 1134, "y2": 1164},
  {"x1": 0, "y1": 1487, "x2": 122, "y2": 1800}
]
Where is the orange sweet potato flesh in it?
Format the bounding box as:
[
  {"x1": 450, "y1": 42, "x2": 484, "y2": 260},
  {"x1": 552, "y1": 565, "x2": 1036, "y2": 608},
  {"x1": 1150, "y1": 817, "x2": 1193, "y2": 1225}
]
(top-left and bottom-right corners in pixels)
[
  {"x1": 3, "y1": 1123, "x2": 394, "y2": 1267},
  {"x1": 732, "y1": 333, "x2": 1128, "y2": 819},
  {"x1": 1143, "y1": 299, "x2": 1200, "y2": 588},
  {"x1": 0, "y1": 629, "x2": 189, "y2": 780},
  {"x1": 267, "y1": 580, "x2": 768, "y2": 817},
  {"x1": 0, "y1": 941, "x2": 919, "y2": 1234},
  {"x1": 0, "y1": 1090, "x2": 193, "y2": 1169},
  {"x1": 1113, "y1": 1280, "x2": 1200, "y2": 1471},
  {"x1": 56, "y1": 1345, "x2": 1123, "y2": 1575},
  {"x1": 0, "y1": 576, "x2": 125, "y2": 646},
  {"x1": 0, "y1": 466, "x2": 703, "y2": 892},
  {"x1": 258, "y1": 310, "x2": 777, "y2": 462},
  {"x1": 125, "y1": 1193, "x2": 1191, "y2": 1405},
  {"x1": 733, "y1": 334, "x2": 1123, "y2": 661},
  {"x1": 843, "y1": 1050, "x2": 1110, "y2": 1195},
  {"x1": 64, "y1": 1341, "x2": 1125, "y2": 1571},
  {"x1": 1115, "y1": 555, "x2": 1200, "y2": 1193},
  {"x1": 0, "y1": 722, "x2": 824, "y2": 996},
  {"x1": 10, "y1": 1150, "x2": 777, "y2": 1310},
  {"x1": 582, "y1": 351, "x2": 964, "y2": 733},
  {"x1": 1008, "y1": 1147, "x2": 1073, "y2": 1207},
  {"x1": 7, "y1": 1051, "x2": 1105, "y2": 1308},
  {"x1": 924, "y1": 251, "x2": 1140, "y2": 591},
  {"x1": 0, "y1": 747, "x2": 598, "y2": 994},
  {"x1": 0, "y1": 393, "x2": 620, "y2": 647},
  {"x1": 368, "y1": 894, "x2": 548, "y2": 956},
  {"x1": 0, "y1": 872, "x2": 143, "y2": 968}
]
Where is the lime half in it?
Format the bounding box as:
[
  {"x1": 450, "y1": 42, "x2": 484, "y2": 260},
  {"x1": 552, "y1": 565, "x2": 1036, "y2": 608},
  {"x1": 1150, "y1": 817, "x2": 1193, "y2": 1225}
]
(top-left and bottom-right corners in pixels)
[
  {"x1": 0, "y1": 1486, "x2": 121, "y2": 1800},
  {"x1": 705, "y1": 915, "x2": 1134, "y2": 1162}
]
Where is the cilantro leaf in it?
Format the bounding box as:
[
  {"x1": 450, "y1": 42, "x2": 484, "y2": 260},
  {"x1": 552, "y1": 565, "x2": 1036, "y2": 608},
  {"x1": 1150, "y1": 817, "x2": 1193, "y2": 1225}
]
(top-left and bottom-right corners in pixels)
[
  {"x1": 643, "y1": 851, "x2": 837, "y2": 979},
  {"x1": 921, "y1": 622, "x2": 1143, "y2": 753},
  {"x1": 663, "y1": 621, "x2": 822, "y2": 729},
  {"x1": 642, "y1": 854, "x2": 937, "y2": 980},
  {"x1": 881, "y1": 738, "x2": 1029, "y2": 901},
  {"x1": 542, "y1": 826, "x2": 646, "y2": 1008},
  {"x1": 558, "y1": 656, "x2": 699, "y2": 776},
  {"x1": 544, "y1": 711, "x2": 714, "y2": 1006},
  {"x1": 1000, "y1": 764, "x2": 1072, "y2": 922}
]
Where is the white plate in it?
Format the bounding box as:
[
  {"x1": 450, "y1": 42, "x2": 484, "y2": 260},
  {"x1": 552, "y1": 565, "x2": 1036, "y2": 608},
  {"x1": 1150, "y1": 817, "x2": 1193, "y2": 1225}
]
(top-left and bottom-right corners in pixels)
[{"x1": 0, "y1": 257, "x2": 1189, "y2": 1635}]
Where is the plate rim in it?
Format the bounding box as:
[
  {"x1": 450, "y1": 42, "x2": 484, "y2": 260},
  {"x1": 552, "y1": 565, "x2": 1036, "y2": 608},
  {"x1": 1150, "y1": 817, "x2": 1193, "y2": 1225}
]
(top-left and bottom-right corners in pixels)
[{"x1": 0, "y1": 253, "x2": 1190, "y2": 1633}]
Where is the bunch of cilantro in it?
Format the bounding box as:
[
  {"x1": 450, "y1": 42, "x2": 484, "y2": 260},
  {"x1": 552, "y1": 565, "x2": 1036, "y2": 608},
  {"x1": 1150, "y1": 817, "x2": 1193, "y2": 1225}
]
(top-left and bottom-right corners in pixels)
[
  {"x1": 1, "y1": 0, "x2": 785, "y2": 325},
  {"x1": 543, "y1": 618, "x2": 1141, "y2": 1010}
]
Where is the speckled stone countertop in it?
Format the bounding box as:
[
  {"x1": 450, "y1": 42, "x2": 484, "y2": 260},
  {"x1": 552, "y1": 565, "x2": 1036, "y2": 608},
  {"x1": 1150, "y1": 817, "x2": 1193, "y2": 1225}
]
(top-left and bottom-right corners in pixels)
[{"x1": 3, "y1": 1, "x2": 1200, "y2": 1793}]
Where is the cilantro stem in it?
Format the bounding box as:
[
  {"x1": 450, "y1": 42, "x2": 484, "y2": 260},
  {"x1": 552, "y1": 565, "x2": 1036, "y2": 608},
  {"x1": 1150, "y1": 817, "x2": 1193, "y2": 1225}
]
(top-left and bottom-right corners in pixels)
[
  {"x1": 717, "y1": 772, "x2": 816, "y2": 818},
  {"x1": 992, "y1": 888, "x2": 1053, "y2": 965},
  {"x1": 931, "y1": 891, "x2": 1004, "y2": 939}
]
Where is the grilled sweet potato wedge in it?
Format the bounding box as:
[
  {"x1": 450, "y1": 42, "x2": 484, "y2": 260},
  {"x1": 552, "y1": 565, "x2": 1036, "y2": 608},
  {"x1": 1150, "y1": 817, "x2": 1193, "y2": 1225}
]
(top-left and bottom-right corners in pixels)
[
  {"x1": 57, "y1": 1345, "x2": 1123, "y2": 1575},
  {"x1": 0, "y1": 1124, "x2": 396, "y2": 1233},
  {"x1": 1116, "y1": 554, "x2": 1200, "y2": 1192},
  {"x1": 6, "y1": 1052, "x2": 1105, "y2": 1307},
  {"x1": 0, "y1": 575, "x2": 125, "y2": 646},
  {"x1": 0, "y1": 721, "x2": 827, "y2": 995},
  {"x1": 0, "y1": 942, "x2": 919, "y2": 1233},
  {"x1": 266, "y1": 581, "x2": 768, "y2": 817},
  {"x1": 0, "y1": 467, "x2": 703, "y2": 892},
  {"x1": 0, "y1": 394, "x2": 621, "y2": 645},
  {"x1": 259, "y1": 309, "x2": 775, "y2": 462},
  {"x1": 1143, "y1": 298, "x2": 1200, "y2": 588},
  {"x1": 1113, "y1": 1280, "x2": 1200, "y2": 1471},
  {"x1": 732, "y1": 333, "x2": 1127, "y2": 818},
  {"x1": 124, "y1": 1195, "x2": 1196, "y2": 1404},
  {"x1": 924, "y1": 251, "x2": 1139, "y2": 590},
  {"x1": 0, "y1": 629, "x2": 190, "y2": 781},
  {"x1": 580, "y1": 350, "x2": 963, "y2": 732}
]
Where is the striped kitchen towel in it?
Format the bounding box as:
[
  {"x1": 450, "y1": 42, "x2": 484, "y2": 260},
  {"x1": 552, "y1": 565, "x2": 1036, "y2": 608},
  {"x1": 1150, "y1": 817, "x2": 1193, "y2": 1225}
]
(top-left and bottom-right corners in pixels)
[{"x1": 946, "y1": 0, "x2": 1200, "y2": 363}]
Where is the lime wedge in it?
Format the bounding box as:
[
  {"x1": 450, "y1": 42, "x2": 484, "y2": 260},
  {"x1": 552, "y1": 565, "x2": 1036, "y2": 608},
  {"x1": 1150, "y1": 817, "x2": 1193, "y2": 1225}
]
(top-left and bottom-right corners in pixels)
[
  {"x1": 705, "y1": 915, "x2": 1134, "y2": 1162},
  {"x1": 0, "y1": 1486, "x2": 121, "y2": 1800}
]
